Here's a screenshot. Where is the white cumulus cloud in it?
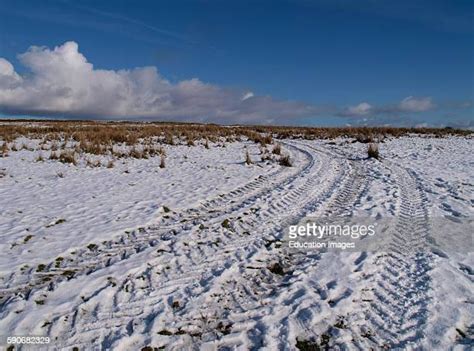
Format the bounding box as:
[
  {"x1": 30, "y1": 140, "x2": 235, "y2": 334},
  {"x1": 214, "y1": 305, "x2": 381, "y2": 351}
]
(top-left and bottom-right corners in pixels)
[
  {"x1": 398, "y1": 96, "x2": 435, "y2": 112},
  {"x1": 0, "y1": 41, "x2": 317, "y2": 124},
  {"x1": 347, "y1": 102, "x2": 372, "y2": 115},
  {"x1": 0, "y1": 58, "x2": 22, "y2": 88}
]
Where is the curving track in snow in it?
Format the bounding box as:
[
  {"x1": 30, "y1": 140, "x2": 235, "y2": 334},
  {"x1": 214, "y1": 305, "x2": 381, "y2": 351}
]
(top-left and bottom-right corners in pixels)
[
  {"x1": 1, "y1": 138, "x2": 471, "y2": 350},
  {"x1": 51, "y1": 141, "x2": 346, "y2": 349}
]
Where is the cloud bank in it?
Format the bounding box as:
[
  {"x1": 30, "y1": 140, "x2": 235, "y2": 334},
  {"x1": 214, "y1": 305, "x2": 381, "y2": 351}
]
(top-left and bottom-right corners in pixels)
[
  {"x1": 0, "y1": 41, "x2": 469, "y2": 126},
  {"x1": 399, "y1": 96, "x2": 434, "y2": 112},
  {"x1": 0, "y1": 41, "x2": 317, "y2": 124},
  {"x1": 343, "y1": 96, "x2": 437, "y2": 117}
]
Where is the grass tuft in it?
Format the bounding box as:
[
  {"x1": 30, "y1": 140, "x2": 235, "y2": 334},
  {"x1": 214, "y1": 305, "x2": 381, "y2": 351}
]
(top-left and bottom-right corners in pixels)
[
  {"x1": 221, "y1": 219, "x2": 231, "y2": 229},
  {"x1": 367, "y1": 143, "x2": 379, "y2": 159},
  {"x1": 245, "y1": 150, "x2": 253, "y2": 165},
  {"x1": 159, "y1": 154, "x2": 166, "y2": 168},
  {"x1": 59, "y1": 150, "x2": 77, "y2": 165},
  {"x1": 268, "y1": 262, "x2": 285, "y2": 275},
  {"x1": 87, "y1": 243, "x2": 98, "y2": 251},
  {"x1": 272, "y1": 144, "x2": 281, "y2": 155},
  {"x1": 279, "y1": 155, "x2": 292, "y2": 167}
]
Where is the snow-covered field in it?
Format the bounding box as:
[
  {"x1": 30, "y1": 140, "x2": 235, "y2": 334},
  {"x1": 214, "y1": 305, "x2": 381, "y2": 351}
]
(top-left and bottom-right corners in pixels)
[{"x1": 0, "y1": 135, "x2": 473, "y2": 350}]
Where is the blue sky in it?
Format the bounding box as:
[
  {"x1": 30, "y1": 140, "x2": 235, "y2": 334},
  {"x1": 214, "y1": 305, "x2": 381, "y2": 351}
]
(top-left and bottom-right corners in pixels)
[{"x1": 0, "y1": 0, "x2": 472, "y2": 126}]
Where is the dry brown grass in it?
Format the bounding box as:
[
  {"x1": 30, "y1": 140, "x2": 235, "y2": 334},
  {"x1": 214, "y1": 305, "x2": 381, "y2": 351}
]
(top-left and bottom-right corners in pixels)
[
  {"x1": 36, "y1": 153, "x2": 44, "y2": 162},
  {"x1": 129, "y1": 146, "x2": 144, "y2": 159},
  {"x1": 159, "y1": 154, "x2": 166, "y2": 168},
  {"x1": 367, "y1": 143, "x2": 379, "y2": 159},
  {"x1": 49, "y1": 151, "x2": 59, "y2": 160},
  {"x1": 261, "y1": 152, "x2": 272, "y2": 162},
  {"x1": 59, "y1": 150, "x2": 77, "y2": 165},
  {"x1": 0, "y1": 120, "x2": 469, "y2": 146},
  {"x1": 272, "y1": 144, "x2": 281, "y2": 155},
  {"x1": 245, "y1": 150, "x2": 253, "y2": 165},
  {"x1": 279, "y1": 155, "x2": 292, "y2": 167},
  {"x1": 1, "y1": 142, "x2": 8, "y2": 157},
  {"x1": 0, "y1": 120, "x2": 470, "y2": 168},
  {"x1": 86, "y1": 159, "x2": 102, "y2": 168}
]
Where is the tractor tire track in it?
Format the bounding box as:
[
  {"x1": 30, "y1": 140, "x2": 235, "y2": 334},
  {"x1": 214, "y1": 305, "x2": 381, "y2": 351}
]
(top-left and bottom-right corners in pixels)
[
  {"x1": 43, "y1": 141, "x2": 346, "y2": 349},
  {"x1": 141, "y1": 141, "x2": 371, "y2": 350},
  {"x1": 4, "y1": 140, "x2": 336, "y2": 350},
  {"x1": 0, "y1": 143, "x2": 311, "y2": 309},
  {"x1": 349, "y1": 161, "x2": 433, "y2": 349}
]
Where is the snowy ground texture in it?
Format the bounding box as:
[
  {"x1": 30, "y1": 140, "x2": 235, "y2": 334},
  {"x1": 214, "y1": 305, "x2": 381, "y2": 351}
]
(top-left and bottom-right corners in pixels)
[{"x1": 0, "y1": 136, "x2": 473, "y2": 350}]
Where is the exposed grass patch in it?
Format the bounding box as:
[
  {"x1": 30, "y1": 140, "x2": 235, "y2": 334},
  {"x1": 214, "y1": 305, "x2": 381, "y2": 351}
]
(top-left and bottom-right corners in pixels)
[
  {"x1": 221, "y1": 219, "x2": 231, "y2": 229},
  {"x1": 279, "y1": 155, "x2": 292, "y2": 167},
  {"x1": 334, "y1": 316, "x2": 347, "y2": 329},
  {"x1": 295, "y1": 339, "x2": 320, "y2": 351},
  {"x1": 272, "y1": 144, "x2": 281, "y2": 155},
  {"x1": 141, "y1": 347, "x2": 161, "y2": 351},
  {"x1": 49, "y1": 151, "x2": 59, "y2": 160},
  {"x1": 87, "y1": 243, "x2": 98, "y2": 251},
  {"x1": 54, "y1": 257, "x2": 64, "y2": 268},
  {"x1": 268, "y1": 262, "x2": 285, "y2": 275},
  {"x1": 46, "y1": 218, "x2": 66, "y2": 227},
  {"x1": 159, "y1": 154, "x2": 166, "y2": 168},
  {"x1": 0, "y1": 143, "x2": 8, "y2": 157},
  {"x1": 61, "y1": 270, "x2": 76, "y2": 280},
  {"x1": 59, "y1": 150, "x2": 77, "y2": 165},
  {"x1": 356, "y1": 134, "x2": 374, "y2": 143},
  {"x1": 245, "y1": 150, "x2": 253, "y2": 165},
  {"x1": 216, "y1": 321, "x2": 233, "y2": 335},
  {"x1": 296, "y1": 333, "x2": 331, "y2": 350}
]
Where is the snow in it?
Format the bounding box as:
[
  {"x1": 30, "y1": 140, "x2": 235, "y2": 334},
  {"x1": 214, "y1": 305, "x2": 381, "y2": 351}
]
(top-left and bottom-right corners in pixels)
[
  {"x1": 0, "y1": 141, "x2": 278, "y2": 274},
  {"x1": 0, "y1": 135, "x2": 472, "y2": 350}
]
